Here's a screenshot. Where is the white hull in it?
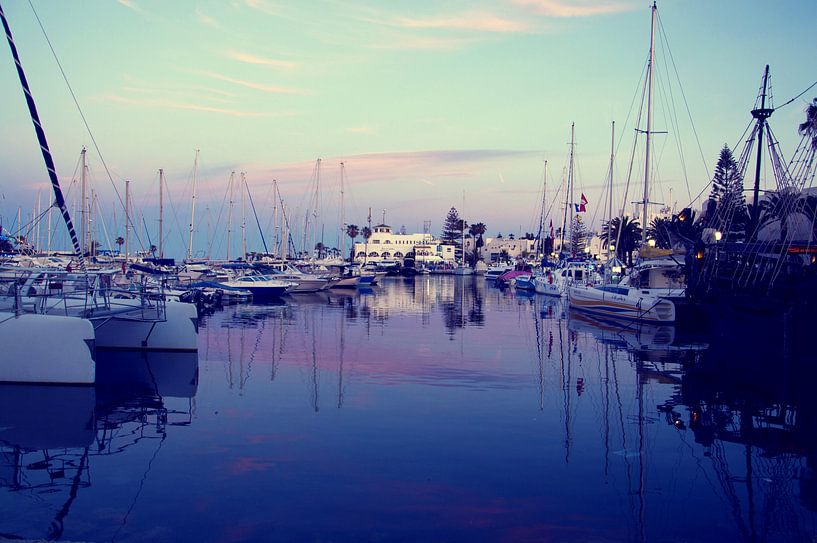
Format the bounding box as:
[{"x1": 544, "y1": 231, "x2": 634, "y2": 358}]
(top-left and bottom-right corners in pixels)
[
  {"x1": 568, "y1": 285, "x2": 675, "y2": 323},
  {"x1": 93, "y1": 299, "x2": 198, "y2": 351},
  {"x1": 0, "y1": 312, "x2": 95, "y2": 384},
  {"x1": 454, "y1": 266, "x2": 474, "y2": 276}
]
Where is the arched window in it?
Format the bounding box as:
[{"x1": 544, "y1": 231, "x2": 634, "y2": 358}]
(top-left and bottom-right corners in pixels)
[
  {"x1": 394, "y1": 251, "x2": 403, "y2": 257},
  {"x1": 381, "y1": 252, "x2": 391, "y2": 258},
  {"x1": 356, "y1": 251, "x2": 366, "y2": 257},
  {"x1": 369, "y1": 251, "x2": 379, "y2": 257}
]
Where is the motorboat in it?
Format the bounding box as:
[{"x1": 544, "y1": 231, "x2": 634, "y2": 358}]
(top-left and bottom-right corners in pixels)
[{"x1": 218, "y1": 274, "x2": 294, "y2": 301}]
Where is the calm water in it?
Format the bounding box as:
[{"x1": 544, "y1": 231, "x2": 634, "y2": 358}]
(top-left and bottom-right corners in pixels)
[{"x1": 2, "y1": 276, "x2": 816, "y2": 542}]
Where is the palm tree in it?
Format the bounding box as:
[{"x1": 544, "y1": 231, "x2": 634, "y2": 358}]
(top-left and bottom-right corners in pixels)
[
  {"x1": 115, "y1": 236, "x2": 124, "y2": 255},
  {"x1": 361, "y1": 226, "x2": 372, "y2": 264},
  {"x1": 314, "y1": 242, "x2": 326, "y2": 259},
  {"x1": 799, "y1": 97, "x2": 817, "y2": 150},
  {"x1": 601, "y1": 216, "x2": 642, "y2": 266},
  {"x1": 345, "y1": 224, "x2": 359, "y2": 262},
  {"x1": 647, "y1": 217, "x2": 673, "y2": 249},
  {"x1": 468, "y1": 222, "x2": 487, "y2": 265}
]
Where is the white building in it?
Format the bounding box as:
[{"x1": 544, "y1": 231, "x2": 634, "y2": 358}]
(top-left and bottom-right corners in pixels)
[
  {"x1": 463, "y1": 235, "x2": 537, "y2": 263},
  {"x1": 352, "y1": 224, "x2": 457, "y2": 265}
]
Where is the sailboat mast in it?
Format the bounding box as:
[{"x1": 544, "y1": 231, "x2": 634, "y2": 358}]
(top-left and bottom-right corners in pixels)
[
  {"x1": 607, "y1": 121, "x2": 615, "y2": 262},
  {"x1": 80, "y1": 147, "x2": 87, "y2": 254},
  {"x1": 641, "y1": 1, "x2": 657, "y2": 246},
  {"x1": 187, "y1": 149, "x2": 199, "y2": 262},
  {"x1": 124, "y1": 178, "x2": 130, "y2": 261},
  {"x1": 241, "y1": 172, "x2": 247, "y2": 260},
  {"x1": 539, "y1": 160, "x2": 547, "y2": 258},
  {"x1": 272, "y1": 179, "x2": 279, "y2": 257},
  {"x1": 751, "y1": 65, "x2": 771, "y2": 230},
  {"x1": 227, "y1": 171, "x2": 235, "y2": 260},
  {"x1": 158, "y1": 168, "x2": 164, "y2": 258},
  {"x1": 560, "y1": 123, "x2": 575, "y2": 256},
  {"x1": 340, "y1": 162, "x2": 345, "y2": 263}
]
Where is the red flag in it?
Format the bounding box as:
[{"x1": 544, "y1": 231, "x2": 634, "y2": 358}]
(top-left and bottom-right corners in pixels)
[{"x1": 574, "y1": 193, "x2": 588, "y2": 213}]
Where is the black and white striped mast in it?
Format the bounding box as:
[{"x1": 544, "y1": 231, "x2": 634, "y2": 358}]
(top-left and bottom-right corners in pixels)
[{"x1": 0, "y1": 1, "x2": 86, "y2": 272}]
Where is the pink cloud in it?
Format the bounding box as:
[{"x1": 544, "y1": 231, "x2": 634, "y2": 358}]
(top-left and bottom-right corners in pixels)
[
  {"x1": 228, "y1": 51, "x2": 298, "y2": 69},
  {"x1": 199, "y1": 70, "x2": 309, "y2": 96},
  {"x1": 511, "y1": 0, "x2": 636, "y2": 18},
  {"x1": 390, "y1": 12, "x2": 532, "y2": 33}
]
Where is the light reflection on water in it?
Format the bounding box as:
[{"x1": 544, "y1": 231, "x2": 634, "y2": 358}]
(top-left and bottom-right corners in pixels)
[{"x1": 1, "y1": 275, "x2": 816, "y2": 542}]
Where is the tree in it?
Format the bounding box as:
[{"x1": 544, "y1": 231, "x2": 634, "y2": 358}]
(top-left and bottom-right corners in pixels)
[
  {"x1": 601, "y1": 216, "x2": 642, "y2": 266},
  {"x1": 345, "y1": 224, "x2": 359, "y2": 262},
  {"x1": 115, "y1": 236, "x2": 125, "y2": 254},
  {"x1": 799, "y1": 97, "x2": 817, "y2": 150},
  {"x1": 570, "y1": 216, "x2": 587, "y2": 255},
  {"x1": 468, "y1": 222, "x2": 487, "y2": 264},
  {"x1": 707, "y1": 145, "x2": 747, "y2": 241},
  {"x1": 314, "y1": 242, "x2": 326, "y2": 259},
  {"x1": 441, "y1": 207, "x2": 461, "y2": 246},
  {"x1": 759, "y1": 188, "x2": 804, "y2": 242},
  {"x1": 647, "y1": 217, "x2": 673, "y2": 249},
  {"x1": 361, "y1": 226, "x2": 372, "y2": 264}
]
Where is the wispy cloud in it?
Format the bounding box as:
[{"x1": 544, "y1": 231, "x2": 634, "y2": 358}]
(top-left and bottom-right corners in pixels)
[
  {"x1": 117, "y1": 0, "x2": 143, "y2": 14},
  {"x1": 510, "y1": 0, "x2": 635, "y2": 18},
  {"x1": 95, "y1": 94, "x2": 271, "y2": 118},
  {"x1": 243, "y1": 0, "x2": 281, "y2": 17},
  {"x1": 346, "y1": 126, "x2": 377, "y2": 135},
  {"x1": 391, "y1": 12, "x2": 532, "y2": 33},
  {"x1": 195, "y1": 6, "x2": 219, "y2": 27},
  {"x1": 368, "y1": 34, "x2": 482, "y2": 52},
  {"x1": 228, "y1": 51, "x2": 298, "y2": 69},
  {"x1": 198, "y1": 71, "x2": 309, "y2": 95}
]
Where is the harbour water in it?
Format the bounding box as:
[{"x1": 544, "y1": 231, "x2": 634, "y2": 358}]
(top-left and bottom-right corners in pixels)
[{"x1": 2, "y1": 275, "x2": 816, "y2": 542}]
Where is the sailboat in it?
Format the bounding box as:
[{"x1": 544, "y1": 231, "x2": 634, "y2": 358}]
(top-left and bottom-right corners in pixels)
[
  {"x1": 0, "y1": 3, "x2": 198, "y2": 353},
  {"x1": 567, "y1": 2, "x2": 677, "y2": 323}
]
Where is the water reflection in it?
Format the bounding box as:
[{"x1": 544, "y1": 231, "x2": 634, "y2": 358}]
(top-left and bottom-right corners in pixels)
[
  {"x1": 4, "y1": 276, "x2": 817, "y2": 542},
  {"x1": 0, "y1": 351, "x2": 198, "y2": 541}
]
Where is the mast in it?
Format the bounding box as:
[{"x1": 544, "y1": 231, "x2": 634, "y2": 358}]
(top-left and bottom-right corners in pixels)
[
  {"x1": 751, "y1": 65, "x2": 772, "y2": 234},
  {"x1": 641, "y1": 1, "x2": 657, "y2": 246},
  {"x1": 158, "y1": 168, "x2": 164, "y2": 258},
  {"x1": 35, "y1": 190, "x2": 41, "y2": 253},
  {"x1": 560, "y1": 123, "x2": 575, "y2": 256},
  {"x1": 241, "y1": 172, "x2": 247, "y2": 260},
  {"x1": 607, "y1": 121, "x2": 615, "y2": 262},
  {"x1": 124, "y1": 179, "x2": 130, "y2": 261},
  {"x1": 272, "y1": 179, "x2": 279, "y2": 257},
  {"x1": 227, "y1": 171, "x2": 235, "y2": 260},
  {"x1": 538, "y1": 160, "x2": 547, "y2": 258},
  {"x1": 46, "y1": 195, "x2": 52, "y2": 254},
  {"x1": 0, "y1": 3, "x2": 86, "y2": 270},
  {"x1": 187, "y1": 149, "x2": 199, "y2": 262},
  {"x1": 80, "y1": 147, "x2": 87, "y2": 254},
  {"x1": 340, "y1": 162, "x2": 345, "y2": 263}
]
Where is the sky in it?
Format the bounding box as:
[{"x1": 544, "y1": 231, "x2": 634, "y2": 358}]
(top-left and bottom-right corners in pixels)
[{"x1": 0, "y1": 0, "x2": 815, "y2": 258}]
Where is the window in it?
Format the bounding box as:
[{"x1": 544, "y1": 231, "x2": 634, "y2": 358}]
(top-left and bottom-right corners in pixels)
[
  {"x1": 369, "y1": 251, "x2": 379, "y2": 257},
  {"x1": 394, "y1": 251, "x2": 403, "y2": 257},
  {"x1": 372, "y1": 240, "x2": 380, "y2": 244},
  {"x1": 356, "y1": 251, "x2": 366, "y2": 257},
  {"x1": 381, "y1": 252, "x2": 391, "y2": 257}
]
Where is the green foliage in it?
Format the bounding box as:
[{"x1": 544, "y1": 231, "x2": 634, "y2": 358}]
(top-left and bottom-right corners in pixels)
[
  {"x1": 799, "y1": 98, "x2": 817, "y2": 150},
  {"x1": 442, "y1": 207, "x2": 461, "y2": 246},
  {"x1": 707, "y1": 145, "x2": 747, "y2": 241},
  {"x1": 601, "y1": 216, "x2": 642, "y2": 266}
]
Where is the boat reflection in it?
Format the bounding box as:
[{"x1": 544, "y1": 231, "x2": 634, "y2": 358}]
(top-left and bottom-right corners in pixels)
[{"x1": 0, "y1": 351, "x2": 198, "y2": 541}]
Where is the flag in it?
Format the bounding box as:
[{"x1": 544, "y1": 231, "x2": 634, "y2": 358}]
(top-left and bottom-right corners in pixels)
[
  {"x1": 549, "y1": 220, "x2": 554, "y2": 238},
  {"x1": 574, "y1": 193, "x2": 588, "y2": 213}
]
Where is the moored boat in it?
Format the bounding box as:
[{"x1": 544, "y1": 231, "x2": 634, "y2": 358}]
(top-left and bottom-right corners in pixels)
[{"x1": 568, "y1": 284, "x2": 675, "y2": 323}]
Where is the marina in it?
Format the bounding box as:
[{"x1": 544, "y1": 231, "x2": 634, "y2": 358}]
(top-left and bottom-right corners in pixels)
[
  {"x1": 1, "y1": 0, "x2": 816, "y2": 540},
  {"x1": 2, "y1": 276, "x2": 816, "y2": 542}
]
